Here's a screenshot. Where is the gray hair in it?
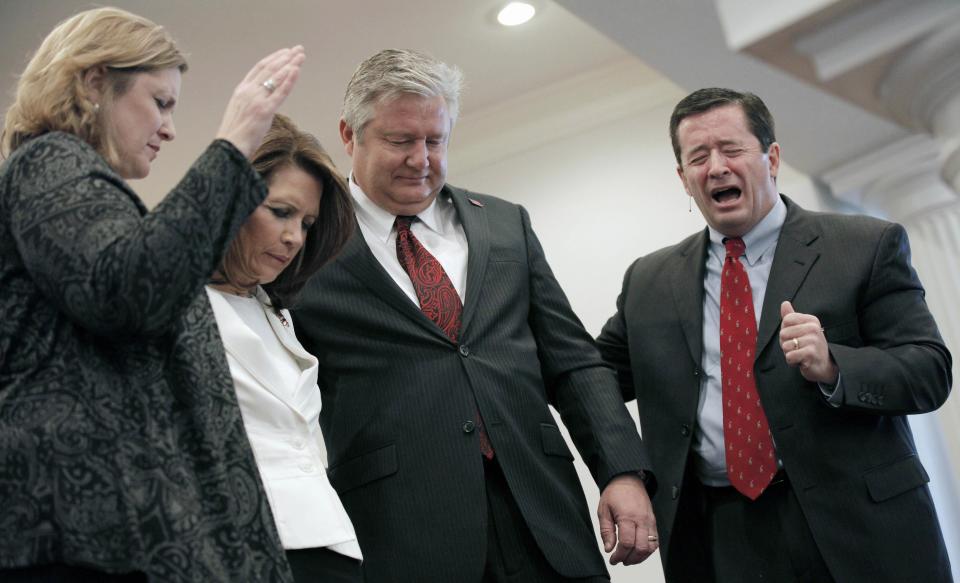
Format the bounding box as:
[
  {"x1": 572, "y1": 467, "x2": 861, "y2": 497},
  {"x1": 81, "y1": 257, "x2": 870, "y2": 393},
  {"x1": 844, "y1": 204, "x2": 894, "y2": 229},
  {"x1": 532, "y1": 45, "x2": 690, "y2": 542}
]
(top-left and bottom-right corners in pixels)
[{"x1": 342, "y1": 49, "x2": 463, "y2": 139}]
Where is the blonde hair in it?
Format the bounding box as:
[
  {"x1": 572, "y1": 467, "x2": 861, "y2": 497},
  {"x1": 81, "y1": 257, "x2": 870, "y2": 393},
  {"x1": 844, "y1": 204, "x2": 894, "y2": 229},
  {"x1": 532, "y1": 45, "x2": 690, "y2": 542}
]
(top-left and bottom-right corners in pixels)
[{"x1": 1, "y1": 7, "x2": 187, "y2": 164}]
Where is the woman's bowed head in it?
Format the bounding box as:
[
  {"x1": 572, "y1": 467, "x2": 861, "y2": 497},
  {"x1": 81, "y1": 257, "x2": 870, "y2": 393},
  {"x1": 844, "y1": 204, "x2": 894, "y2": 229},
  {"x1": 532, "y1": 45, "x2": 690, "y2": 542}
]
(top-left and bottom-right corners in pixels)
[{"x1": 211, "y1": 114, "x2": 354, "y2": 310}]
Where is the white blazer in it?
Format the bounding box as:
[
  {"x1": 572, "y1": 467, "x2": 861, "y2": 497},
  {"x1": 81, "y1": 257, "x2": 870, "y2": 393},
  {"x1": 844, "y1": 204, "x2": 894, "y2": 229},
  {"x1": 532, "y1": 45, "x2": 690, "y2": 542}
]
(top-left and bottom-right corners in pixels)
[{"x1": 206, "y1": 286, "x2": 360, "y2": 556}]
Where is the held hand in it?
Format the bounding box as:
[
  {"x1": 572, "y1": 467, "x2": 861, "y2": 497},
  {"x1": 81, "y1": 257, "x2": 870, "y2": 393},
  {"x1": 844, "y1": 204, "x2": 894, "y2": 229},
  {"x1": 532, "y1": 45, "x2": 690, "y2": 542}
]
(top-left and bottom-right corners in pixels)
[
  {"x1": 216, "y1": 46, "x2": 306, "y2": 158},
  {"x1": 779, "y1": 301, "x2": 838, "y2": 384},
  {"x1": 597, "y1": 473, "x2": 658, "y2": 566}
]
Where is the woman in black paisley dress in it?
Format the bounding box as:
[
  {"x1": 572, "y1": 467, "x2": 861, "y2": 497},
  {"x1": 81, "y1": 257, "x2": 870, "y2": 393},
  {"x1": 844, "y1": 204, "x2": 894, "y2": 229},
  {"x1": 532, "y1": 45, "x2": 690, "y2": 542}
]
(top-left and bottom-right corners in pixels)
[{"x1": 0, "y1": 7, "x2": 304, "y2": 582}]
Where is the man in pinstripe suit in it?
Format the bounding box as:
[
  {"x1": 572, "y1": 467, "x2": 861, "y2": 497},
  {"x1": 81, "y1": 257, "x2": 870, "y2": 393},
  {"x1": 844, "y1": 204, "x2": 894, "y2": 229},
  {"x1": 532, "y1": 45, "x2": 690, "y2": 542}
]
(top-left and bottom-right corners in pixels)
[{"x1": 292, "y1": 49, "x2": 656, "y2": 582}]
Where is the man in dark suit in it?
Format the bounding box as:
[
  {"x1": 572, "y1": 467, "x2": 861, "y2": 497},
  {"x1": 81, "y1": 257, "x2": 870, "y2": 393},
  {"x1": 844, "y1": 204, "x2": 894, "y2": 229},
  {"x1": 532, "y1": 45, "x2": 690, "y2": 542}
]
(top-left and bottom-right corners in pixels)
[
  {"x1": 292, "y1": 49, "x2": 657, "y2": 583},
  {"x1": 597, "y1": 87, "x2": 953, "y2": 582}
]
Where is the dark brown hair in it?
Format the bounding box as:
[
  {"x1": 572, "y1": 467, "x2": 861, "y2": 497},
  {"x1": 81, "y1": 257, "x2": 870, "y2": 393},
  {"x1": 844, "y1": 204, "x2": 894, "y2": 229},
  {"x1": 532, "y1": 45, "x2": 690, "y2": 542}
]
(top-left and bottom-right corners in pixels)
[
  {"x1": 216, "y1": 114, "x2": 354, "y2": 309},
  {"x1": 669, "y1": 88, "x2": 776, "y2": 166}
]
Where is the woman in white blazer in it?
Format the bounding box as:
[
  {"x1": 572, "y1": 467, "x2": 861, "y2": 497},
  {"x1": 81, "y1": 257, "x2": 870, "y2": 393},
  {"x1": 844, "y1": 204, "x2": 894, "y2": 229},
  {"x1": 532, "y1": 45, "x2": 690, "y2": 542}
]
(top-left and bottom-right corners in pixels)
[{"x1": 206, "y1": 115, "x2": 361, "y2": 582}]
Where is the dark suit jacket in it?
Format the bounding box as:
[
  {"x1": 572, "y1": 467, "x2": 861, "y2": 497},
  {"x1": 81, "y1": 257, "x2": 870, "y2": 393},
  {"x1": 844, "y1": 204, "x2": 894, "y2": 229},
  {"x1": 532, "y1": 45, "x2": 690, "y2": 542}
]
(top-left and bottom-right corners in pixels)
[
  {"x1": 293, "y1": 184, "x2": 650, "y2": 582},
  {"x1": 0, "y1": 133, "x2": 291, "y2": 581},
  {"x1": 597, "y1": 196, "x2": 952, "y2": 582}
]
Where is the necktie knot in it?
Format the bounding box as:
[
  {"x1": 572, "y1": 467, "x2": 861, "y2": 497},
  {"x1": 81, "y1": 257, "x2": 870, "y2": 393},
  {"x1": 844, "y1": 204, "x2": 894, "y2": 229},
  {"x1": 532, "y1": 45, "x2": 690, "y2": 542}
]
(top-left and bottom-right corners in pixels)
[
  {"x1": 395, "y1": 215, "x2": 416, "y2": 232},
  {"x1": 724, "y1": 237, "x2": 746, "y2": 260}
]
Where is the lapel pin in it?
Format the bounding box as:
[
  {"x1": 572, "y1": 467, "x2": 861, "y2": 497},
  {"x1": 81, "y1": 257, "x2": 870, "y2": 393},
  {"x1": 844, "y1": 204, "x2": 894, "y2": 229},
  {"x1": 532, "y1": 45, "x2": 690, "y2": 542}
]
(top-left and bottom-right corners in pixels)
[{"x1": 468, "y1": 198, "x2": 484, "y2": 208}]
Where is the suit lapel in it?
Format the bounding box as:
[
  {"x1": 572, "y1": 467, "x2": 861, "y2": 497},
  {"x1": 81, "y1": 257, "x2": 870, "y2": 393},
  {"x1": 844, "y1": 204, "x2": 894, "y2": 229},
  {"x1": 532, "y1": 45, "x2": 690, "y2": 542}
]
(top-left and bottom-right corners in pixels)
[
  {"x1": 449, "y1": 187, "x2": 489, "y2": 335},
  {"x1": 207, "y1": 287, "x2": 318, "y2": 418},
  {"x1": 671, "y1": 230, "x2": 709, "y2": 368},
  {"x1": 337, "y1": 219, "x2": 448, "y2": 340},
  {"x1": 255, "y1": 289, "x2": 323, "y2": 416},
  {"x1": 756, "y1": 198, "x2": 821, "y2": 355}
]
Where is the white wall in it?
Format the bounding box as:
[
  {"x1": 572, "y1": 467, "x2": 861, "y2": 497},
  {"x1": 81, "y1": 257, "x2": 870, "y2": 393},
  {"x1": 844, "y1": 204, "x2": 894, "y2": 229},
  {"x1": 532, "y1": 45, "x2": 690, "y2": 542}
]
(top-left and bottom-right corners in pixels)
[{"x1": 449, "y1": 80, "x2": 825, "y2": 582}]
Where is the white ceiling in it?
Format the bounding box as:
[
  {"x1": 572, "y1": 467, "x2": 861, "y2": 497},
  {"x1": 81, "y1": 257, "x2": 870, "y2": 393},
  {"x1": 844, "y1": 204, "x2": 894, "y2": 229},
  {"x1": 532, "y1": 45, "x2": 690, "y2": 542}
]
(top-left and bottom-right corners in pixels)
[
  {"x1": 0, "y1": 0, "x2": 637, "y2": 205},
  {"x1": 558, "y1": 0, "x2": 909, "y2": 175}
]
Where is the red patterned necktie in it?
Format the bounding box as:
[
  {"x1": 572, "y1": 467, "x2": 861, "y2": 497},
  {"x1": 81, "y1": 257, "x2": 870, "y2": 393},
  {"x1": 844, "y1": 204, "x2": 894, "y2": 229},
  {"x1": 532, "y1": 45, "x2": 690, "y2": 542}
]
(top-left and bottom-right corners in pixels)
[
  {"x1": 395, "y1": 216, "x2": 494, "y2": 459},
  {"x1": 720, "y1": 237, "x2": 776, "y2": 500}
]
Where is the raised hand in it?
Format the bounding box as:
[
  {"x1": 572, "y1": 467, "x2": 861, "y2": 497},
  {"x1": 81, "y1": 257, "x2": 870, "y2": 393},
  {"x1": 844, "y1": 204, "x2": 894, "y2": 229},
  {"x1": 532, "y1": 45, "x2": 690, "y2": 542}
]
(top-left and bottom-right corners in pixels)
[{"x1": 216, "y1": 45, "x2": 306, "y2": 158}]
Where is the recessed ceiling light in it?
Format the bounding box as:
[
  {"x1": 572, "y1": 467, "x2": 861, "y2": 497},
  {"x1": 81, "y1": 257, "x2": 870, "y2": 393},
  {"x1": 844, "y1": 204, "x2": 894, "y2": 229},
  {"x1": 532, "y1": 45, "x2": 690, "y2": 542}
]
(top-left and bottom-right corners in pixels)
[{"x1": 497, "y1": 2, "x2": 536, "y2": 26}]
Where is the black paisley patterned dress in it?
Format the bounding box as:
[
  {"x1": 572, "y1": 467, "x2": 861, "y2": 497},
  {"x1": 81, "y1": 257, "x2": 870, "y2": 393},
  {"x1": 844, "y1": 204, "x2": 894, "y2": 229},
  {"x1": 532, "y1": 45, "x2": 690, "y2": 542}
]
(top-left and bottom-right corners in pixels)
[{"x1": 0, "y1": 132, "x2": 293, "y2": 582}]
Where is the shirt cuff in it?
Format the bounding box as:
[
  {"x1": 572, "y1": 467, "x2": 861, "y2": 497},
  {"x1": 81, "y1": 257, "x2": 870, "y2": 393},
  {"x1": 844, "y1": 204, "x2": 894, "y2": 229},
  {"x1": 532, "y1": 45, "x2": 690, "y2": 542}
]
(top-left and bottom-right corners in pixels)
[{"x1": 819, "y1": 372, "x2": 843, "y2": 408}]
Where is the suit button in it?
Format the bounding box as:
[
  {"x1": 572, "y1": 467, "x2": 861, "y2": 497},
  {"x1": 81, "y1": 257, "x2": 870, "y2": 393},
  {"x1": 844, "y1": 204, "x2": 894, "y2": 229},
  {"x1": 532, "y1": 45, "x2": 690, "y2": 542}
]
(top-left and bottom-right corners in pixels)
[
  {"x1": 671, "y1": 485, "x2": 680, "y2": 500},
  {"x1": 298, "y1": 463, "x2": 316, "y2": 473},
  {"x1": 680, "y1": 424, "x2": 690, "y2": 437},
  {"x1": 459, "y1": 344, "x2": 470, "y2": 357},
  {"x1": 462, "y1": 420, "x2": 476, "y2": 434},
  {"x1": 291, "y1": 440, "x2": 306, "y2": 450}
]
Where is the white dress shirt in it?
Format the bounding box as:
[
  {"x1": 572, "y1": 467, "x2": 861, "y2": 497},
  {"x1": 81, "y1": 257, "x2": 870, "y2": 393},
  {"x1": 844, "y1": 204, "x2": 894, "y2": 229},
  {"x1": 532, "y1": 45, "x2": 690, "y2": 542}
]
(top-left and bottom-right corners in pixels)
[
  {"x1": 206, "y1": 286, "x2": 362, "y2": 559},
  {"x1": 349, "y1": 176, "x2": 468, "y2": 303}
]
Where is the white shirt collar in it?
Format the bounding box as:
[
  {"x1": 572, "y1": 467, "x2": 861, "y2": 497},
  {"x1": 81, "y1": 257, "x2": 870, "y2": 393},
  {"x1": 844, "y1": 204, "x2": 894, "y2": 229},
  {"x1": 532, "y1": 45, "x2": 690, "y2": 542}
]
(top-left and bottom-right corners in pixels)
[
  {"x1": 708, "y1": 194, "x2": 787, "y2": 266},
  {"x1": 348, "y1": 173, "x2": 449, "y2": 241}
]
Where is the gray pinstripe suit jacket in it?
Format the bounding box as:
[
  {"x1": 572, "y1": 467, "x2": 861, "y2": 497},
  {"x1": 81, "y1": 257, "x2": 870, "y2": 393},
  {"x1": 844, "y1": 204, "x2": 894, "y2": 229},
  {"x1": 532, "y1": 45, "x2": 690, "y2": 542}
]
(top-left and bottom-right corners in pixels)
[
  {"x1": 292, "y1": 184, "x2": 651, "y2": 582},
  {"x1": 598, "y1": 196, "x2": 953, "y2": 582}
]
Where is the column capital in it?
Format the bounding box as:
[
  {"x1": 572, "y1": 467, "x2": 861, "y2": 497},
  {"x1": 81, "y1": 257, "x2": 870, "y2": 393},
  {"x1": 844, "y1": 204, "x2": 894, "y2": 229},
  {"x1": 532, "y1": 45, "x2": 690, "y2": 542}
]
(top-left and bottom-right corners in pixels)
[
  {"x1": 820, "y1": 135, "x2": 957, "y2": 221},
  {"x1": 880, "y1": 17, "x2": 960, "y2": 136}
]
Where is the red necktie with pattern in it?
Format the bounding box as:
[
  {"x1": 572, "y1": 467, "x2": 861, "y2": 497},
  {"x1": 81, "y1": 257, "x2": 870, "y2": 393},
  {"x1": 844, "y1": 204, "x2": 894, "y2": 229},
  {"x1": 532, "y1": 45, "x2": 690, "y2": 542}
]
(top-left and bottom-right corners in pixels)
[
  {"x1": 720, "y1": 237, "x2": 776, "y2": 500},
  {"x1": 395, "y1": 216, "x2": 494, "y2": 459}
]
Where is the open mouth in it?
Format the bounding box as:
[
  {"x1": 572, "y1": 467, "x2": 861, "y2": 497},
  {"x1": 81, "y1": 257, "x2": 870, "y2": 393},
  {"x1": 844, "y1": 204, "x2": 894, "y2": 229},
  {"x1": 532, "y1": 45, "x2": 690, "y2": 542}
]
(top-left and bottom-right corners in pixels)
[{"x1": 712, "y1": 187, "x2": 741, "y2": 203}]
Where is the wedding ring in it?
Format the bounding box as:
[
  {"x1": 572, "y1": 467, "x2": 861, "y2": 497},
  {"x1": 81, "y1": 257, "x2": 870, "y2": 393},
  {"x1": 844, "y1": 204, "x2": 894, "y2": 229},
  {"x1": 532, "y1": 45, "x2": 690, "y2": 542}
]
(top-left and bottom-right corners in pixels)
[
  {"x1": 262, "y1": 78, "x2": 277, "y2": 93},
  {"x1": 648, "y1": 535, "x2": 658, "y2": 542},
  {"x1": 792, "y1": 337, "x2": 800, "y2": 351}
]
